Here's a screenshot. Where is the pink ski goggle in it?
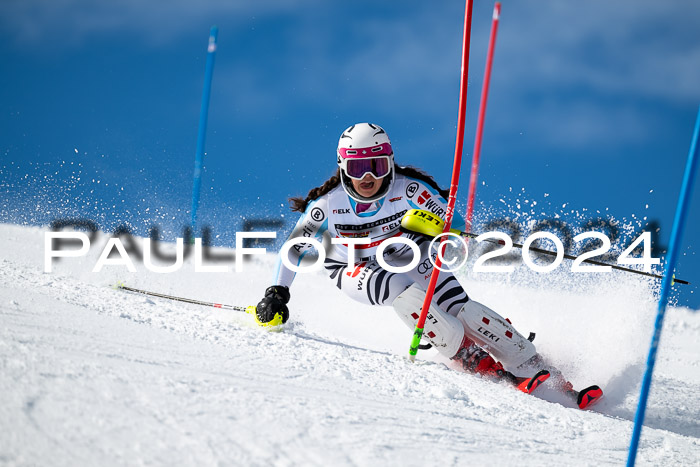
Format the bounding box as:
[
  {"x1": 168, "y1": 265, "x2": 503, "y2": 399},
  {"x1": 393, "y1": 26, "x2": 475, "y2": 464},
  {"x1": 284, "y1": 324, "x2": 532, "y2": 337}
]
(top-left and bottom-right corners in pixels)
[{"x1": 338, "y1": 144, "x2": 393, "y2": 180}]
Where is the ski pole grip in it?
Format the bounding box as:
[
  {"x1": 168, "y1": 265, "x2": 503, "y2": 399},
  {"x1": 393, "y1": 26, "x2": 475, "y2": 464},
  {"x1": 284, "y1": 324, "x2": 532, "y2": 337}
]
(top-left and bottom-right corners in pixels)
[{"x1": 401, "y1": 209, "x2": 460, "y2": 238}]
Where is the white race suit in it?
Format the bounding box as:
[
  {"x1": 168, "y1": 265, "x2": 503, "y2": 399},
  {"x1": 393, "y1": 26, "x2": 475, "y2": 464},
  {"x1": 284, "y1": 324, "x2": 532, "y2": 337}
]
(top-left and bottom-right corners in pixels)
[{"x1": 272, "y1": 172, "x2": 536, "y2": 369}]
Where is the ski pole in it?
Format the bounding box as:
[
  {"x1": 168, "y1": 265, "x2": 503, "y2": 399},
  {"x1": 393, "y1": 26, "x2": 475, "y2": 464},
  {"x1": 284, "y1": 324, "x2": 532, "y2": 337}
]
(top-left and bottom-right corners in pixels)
[
  {"x1": 409, "y1": 0, "x2": 474, "y2": 362},
  {"x1": 401, "y1": 209, "x2": 690, "y2": 285},
  {"x1": 465, "y1": 2, "x2": 501, "y2": 230},
  {"x1": 115, "y1": 283, "x2": 255, "y2": 313}
]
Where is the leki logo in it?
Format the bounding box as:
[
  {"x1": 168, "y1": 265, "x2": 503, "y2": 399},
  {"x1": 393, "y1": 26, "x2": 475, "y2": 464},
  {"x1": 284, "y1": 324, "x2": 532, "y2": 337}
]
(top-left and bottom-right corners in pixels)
[{"x1": 417, "y1": 190, "x2": 431, "y2": 205}]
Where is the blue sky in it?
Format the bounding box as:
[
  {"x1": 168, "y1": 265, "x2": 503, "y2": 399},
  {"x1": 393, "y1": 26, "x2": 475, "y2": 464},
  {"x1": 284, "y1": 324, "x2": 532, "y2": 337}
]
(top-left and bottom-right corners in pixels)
[{"x1": 1, "y1": 0, "x2": 699, "y2": 308}]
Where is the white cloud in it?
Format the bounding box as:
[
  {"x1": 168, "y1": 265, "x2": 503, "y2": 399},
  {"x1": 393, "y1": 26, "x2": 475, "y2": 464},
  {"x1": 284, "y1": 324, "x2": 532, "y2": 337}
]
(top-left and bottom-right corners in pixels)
[
  {"x1": 493, "y1": 1, "x2": 700, "y2": 103},
  {"x1": 0, "y1": 0, "x2": 314, "y2": 48},
  {"x1": 4, "y1": 0, "x2": 698, "y2": 157}
]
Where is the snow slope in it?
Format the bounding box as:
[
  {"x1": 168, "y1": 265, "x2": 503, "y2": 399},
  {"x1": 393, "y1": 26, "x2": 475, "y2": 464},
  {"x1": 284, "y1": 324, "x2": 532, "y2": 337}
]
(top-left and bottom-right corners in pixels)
[{"x1": 1, "y1": 224, "x2": 699, "y2": 466}]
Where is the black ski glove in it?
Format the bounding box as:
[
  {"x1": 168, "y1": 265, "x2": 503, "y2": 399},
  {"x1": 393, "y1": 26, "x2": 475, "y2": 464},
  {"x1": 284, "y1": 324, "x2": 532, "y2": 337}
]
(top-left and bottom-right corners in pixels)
[{"x1": 255, "y1": 285, "x2": 290, "y2": 326}]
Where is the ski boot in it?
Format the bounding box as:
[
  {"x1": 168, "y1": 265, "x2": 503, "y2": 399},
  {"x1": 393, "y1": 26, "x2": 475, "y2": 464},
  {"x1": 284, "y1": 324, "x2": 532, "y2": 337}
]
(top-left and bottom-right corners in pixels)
[{"x1": 453, "y1": 342, "x2": 550, "y2": 394}]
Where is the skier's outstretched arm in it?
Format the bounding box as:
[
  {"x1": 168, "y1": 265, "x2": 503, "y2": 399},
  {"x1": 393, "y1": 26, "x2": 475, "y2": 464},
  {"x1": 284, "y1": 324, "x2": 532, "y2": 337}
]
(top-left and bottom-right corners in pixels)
[{"x1": 254, "y1": 198, "x2": 328, "y2": 326}]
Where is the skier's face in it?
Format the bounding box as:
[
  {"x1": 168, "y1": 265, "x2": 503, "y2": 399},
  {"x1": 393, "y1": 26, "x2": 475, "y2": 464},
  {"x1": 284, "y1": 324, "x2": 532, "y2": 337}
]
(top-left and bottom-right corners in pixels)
[{"x1": 351, "y1": 173, "x2": 382, "y2": 199}]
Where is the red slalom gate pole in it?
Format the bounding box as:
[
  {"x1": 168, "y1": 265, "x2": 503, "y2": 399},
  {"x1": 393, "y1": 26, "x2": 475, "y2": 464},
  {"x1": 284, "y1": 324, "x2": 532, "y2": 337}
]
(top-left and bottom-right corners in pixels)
[
  {"x1": 465, "y1": 2, "x2": 501, "y2": 230},
  {"x1": 408, "y1": 0, "x2": 474, "y2": 361}
]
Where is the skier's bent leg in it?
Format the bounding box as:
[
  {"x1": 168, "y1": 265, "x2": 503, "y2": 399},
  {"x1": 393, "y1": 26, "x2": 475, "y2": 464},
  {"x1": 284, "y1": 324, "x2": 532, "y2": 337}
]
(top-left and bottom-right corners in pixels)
[
  {"x1": 455, "y1": 300, "x2": 537, "y2": 371},
  {"x1": 392, "y1": 284, "x2": 465, "y2": 357},
  {"x1": 392, "y1": 284, "x2": 507, "y2": 379}
]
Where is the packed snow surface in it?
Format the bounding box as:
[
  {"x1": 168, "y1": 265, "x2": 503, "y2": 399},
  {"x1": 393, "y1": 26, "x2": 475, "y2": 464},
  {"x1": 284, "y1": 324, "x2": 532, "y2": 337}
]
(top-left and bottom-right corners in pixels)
[{"x1": 1, "y1": 224, "x2": 698, "y2": 466}]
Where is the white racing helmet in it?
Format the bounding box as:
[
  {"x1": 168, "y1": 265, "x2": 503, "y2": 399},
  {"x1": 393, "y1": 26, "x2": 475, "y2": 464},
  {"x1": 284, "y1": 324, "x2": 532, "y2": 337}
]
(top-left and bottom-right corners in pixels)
[{"x1": 336, "y1": 123, "x2": 395, "y2": 203}]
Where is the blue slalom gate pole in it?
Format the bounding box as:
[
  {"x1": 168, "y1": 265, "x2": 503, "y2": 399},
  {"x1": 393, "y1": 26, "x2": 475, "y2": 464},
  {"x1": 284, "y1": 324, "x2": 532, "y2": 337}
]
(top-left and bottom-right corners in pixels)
[
  {"x1": 627, "y1": 105, "x2": 700, "y2": 466},
  {"x1": 190, "y1": 26, "x2": 218, "y2": 235}
]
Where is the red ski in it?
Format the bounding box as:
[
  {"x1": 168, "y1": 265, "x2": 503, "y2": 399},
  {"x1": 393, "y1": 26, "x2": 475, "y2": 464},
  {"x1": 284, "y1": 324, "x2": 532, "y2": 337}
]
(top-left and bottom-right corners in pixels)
[
  {"x1": 513, "y1": 369, "x2": 551, "y2": 394},
  {"x1": 523, "y1": 355, "x2": 603, "y2": 409},
  {"x1": 570, "y1": 385, "x2": 604, "y2": 409}
]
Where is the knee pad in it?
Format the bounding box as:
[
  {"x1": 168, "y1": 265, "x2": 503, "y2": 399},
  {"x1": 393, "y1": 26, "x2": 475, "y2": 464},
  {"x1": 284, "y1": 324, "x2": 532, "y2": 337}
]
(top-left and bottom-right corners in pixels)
[
  {"x1": 456, "y1": 300, "x2": 537, "y2": 369},
  {"x1": 392, "y1": 284, "x2": 465, "y2": 358}
]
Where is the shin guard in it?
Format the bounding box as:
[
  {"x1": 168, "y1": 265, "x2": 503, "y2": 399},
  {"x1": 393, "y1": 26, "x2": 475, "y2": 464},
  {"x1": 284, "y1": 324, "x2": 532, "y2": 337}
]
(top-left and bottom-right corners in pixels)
[
  {"x1": 392, "y1": 284, "x2": 465, "y2": 358},
  {"x1": 456, "y1": 300, "x2": 537, "y2": 370}
]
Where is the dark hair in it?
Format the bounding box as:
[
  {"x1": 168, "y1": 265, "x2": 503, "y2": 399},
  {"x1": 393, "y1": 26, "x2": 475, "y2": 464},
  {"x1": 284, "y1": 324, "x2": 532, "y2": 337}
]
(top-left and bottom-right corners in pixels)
[{"x1": 288, "y1": 165, "x2": 449, "y2": 212}]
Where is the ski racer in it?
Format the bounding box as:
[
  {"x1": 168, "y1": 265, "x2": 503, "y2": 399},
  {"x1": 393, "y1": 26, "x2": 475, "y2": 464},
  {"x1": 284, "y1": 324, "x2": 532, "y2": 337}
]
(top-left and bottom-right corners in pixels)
[{"x1": 254, "y1": 123, "x2": 601, "y2": 406}]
